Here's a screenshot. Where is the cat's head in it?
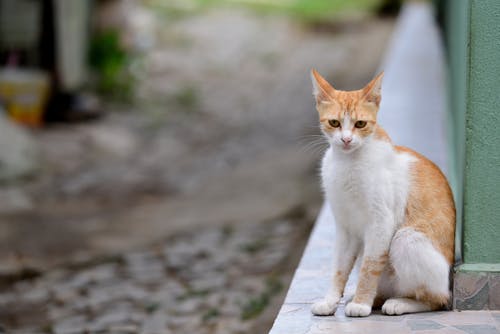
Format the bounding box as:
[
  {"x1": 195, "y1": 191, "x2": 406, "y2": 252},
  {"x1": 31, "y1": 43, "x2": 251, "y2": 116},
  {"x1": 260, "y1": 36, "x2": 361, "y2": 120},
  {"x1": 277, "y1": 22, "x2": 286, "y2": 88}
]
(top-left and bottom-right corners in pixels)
[{"x1": 310, "y1": 69, "x2": 383, "y2": 153}]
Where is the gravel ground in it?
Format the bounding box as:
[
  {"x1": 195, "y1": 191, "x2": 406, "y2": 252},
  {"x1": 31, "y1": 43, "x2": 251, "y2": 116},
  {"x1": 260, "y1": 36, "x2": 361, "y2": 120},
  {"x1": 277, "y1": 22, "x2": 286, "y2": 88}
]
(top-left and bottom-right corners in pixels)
[{"x1": 0, "y1": 213, "x2": 310, "y2": 334}]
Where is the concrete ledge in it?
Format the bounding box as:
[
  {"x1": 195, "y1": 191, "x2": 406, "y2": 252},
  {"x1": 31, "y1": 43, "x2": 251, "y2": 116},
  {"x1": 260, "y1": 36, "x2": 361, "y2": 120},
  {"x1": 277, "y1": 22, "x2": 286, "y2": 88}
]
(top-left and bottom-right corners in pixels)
[{"x1": 458, "y1": 264, "x2": 500, "y2": 273}]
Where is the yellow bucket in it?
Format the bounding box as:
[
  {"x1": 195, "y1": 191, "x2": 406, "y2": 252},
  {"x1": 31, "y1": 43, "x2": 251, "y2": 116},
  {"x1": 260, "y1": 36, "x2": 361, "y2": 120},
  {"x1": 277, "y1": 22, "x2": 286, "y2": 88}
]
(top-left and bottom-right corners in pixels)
[{"x1": 0, "y1": 69, "x2": 50, "y2": 127}]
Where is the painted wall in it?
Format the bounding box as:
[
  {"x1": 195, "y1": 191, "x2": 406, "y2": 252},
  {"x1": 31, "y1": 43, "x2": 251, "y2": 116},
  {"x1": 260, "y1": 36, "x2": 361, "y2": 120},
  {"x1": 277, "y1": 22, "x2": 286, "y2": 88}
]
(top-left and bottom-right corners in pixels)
[
  {"x1": 444, "y1": 0, "x2": 500, "y2": 265},
  {"x1": 462, "y1": 1, "x2": 500, "y2": 264}
]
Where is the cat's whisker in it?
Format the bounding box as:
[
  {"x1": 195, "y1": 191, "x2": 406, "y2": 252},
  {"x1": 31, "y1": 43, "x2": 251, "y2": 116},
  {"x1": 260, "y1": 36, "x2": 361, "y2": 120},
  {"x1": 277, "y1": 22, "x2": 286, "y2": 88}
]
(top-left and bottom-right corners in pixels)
[
  {"x1": 297, "y1": 138, "x2": 328, "y2": 149},
  {"x1": 299, "y1": 141, "x2": 327, "y2": 151},
  {"x1": 297, "y1": 133, "x2": 327, "y2": 141},
  {"x1": 298, "y1": 137, "x2": 329, "y2": 156},
  {"x1": 297, "y1": 134, "x2": 325, "y2": 141},
  {"x1": 297, "y1": 135, "x2": 326, "y2": 146}
]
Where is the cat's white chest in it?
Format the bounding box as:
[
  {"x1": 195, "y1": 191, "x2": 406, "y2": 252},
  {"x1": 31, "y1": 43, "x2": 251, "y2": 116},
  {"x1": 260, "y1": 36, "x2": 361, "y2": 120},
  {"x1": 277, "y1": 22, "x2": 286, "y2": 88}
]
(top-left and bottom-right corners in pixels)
[{"x1": 321, "y1": 141, "x2": 413, "y2": 237}]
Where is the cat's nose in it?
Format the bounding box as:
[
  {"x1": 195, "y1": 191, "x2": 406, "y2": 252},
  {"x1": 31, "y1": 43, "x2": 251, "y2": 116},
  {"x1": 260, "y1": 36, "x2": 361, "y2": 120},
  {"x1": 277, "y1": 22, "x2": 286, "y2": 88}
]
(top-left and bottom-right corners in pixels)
[{"x1": 342, "y1": 137, "x2": 352, "y2": 144}]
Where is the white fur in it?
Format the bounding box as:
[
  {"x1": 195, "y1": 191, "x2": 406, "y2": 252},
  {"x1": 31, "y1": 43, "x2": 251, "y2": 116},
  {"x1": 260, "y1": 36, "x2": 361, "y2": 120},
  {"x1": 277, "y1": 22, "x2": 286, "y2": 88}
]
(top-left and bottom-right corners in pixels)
[
  {"x1": 341, "y1": 113, "x2": 353, "y2": 142},
  {"x1": 321, "y1": 136, "x2": 413, "y2": 240},
  {"x1": 311, "y1": 299, "x2": 338, "y2": 316},
  {"x1": 345, "y1": 302, "x2": 371, "y2": 317},
  {"x1": 390, "y1": 227, "x2": 450, "y2": 298},
  {"x1": 382, "y1": 298, "x2": 431, "y2": 315},
  {"x1": 377, "y1": 228, "x2": 451, "y2": 315}
]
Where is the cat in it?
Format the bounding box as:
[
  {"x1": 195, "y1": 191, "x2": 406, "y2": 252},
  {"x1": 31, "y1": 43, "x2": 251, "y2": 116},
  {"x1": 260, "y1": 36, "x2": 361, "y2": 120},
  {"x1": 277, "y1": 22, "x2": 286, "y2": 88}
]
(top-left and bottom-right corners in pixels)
[{"x1": 309, "y1": 69, "x2": 455, "y2": 317}]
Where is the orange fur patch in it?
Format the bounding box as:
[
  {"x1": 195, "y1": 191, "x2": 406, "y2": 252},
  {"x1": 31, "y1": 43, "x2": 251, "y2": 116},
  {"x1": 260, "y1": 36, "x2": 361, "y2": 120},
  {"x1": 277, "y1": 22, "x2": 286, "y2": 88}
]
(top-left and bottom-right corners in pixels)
[
  {"x1": 413, "y1": 286, "x2": 450, "y2": 309},
  {"x1": 353, "y1": 255, "x2": 388, "y2": 305},
  {"x1": 333, "y1": 270, "x2": 349, "y2": 292},
  {"x1": 396, "y1": 146, "x2": 456, "y2": 264},
  {"x1": 374, "y1": 125, "x2": 391, "y2": 143},
  {"x1": 332, "y1": 252, "x2": 357, "y2": 297}
]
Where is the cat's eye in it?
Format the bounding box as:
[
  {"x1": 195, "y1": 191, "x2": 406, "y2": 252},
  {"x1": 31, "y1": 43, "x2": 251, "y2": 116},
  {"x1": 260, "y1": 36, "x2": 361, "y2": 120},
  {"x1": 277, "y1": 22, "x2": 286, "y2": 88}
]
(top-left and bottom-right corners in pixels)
[
  {"x1": 355, "y1": 120, "x2": 367, "y2": 128},
  {"x1": 328, "y1": 119, "x2": 340, "y2": 128}
]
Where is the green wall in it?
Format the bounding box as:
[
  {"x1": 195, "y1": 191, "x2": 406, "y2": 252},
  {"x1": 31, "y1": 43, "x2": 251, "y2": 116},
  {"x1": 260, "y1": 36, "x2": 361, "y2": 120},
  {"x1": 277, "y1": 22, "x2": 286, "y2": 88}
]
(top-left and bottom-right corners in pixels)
[
  {"x1": 462, "y1": 1, "x2": 500, "y2": 264},
  {"x1": 445, "y1": 0, "x2": 500, "y2": 266}
]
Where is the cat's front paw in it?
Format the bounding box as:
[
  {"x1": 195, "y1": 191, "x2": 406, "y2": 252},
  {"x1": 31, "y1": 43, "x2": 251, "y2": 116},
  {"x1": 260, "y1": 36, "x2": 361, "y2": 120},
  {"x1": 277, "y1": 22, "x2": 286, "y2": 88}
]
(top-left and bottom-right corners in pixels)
[
  {"x1": 345, "y1": 302, "x2": 371, "y2": 317},
  {"x1": 311, "y1": 299, "x2": 338, "y2": 316}
]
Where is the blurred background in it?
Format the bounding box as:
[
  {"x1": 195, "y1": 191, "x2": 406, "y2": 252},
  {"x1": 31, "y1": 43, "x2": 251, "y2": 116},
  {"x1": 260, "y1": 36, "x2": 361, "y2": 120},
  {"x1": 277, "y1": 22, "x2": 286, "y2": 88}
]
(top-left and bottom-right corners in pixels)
[{"x1": 0, "y1": 0, "x2": 399, "y2": 332}]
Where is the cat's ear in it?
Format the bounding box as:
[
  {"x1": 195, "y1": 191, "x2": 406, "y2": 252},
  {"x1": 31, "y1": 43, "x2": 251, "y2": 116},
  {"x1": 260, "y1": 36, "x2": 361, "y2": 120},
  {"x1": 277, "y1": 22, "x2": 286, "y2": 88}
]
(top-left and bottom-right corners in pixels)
[
  {"x1": 310, "y1": 68, "x2": 336, "y2": 105},
  {"x1": 362, "y1": 71, "x2": 384, "y2": 107}
]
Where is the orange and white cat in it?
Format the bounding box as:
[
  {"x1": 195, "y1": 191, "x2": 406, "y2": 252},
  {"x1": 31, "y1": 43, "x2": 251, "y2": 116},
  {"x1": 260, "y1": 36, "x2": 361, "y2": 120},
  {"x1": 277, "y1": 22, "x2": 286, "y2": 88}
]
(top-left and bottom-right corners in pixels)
[{"x1": 310, "y1": 69, "x2": 455, "y2": 317}]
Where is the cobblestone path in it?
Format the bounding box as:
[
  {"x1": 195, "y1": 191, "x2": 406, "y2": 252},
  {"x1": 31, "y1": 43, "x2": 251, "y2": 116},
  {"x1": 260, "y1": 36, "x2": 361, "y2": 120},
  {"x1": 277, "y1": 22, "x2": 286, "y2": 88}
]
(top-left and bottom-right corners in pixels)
[{"x1": 0, "y1": 213, "x2": 311, "y2": 334}]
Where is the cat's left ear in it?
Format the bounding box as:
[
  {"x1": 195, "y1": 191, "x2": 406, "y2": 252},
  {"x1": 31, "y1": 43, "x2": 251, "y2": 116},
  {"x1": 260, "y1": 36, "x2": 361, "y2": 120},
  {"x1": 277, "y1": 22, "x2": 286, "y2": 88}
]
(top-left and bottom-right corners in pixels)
[
  {"x1": 362, "y1": 71, "x2": 384, "y2": 107},
  {"x1": 310, "y1": 68, "x2": 336, "y2": 105}
]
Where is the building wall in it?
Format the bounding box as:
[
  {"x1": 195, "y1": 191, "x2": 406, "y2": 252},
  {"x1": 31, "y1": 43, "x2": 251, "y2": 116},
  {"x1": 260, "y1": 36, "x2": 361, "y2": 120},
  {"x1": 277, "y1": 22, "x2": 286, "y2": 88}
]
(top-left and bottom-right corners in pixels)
[
  {"x1": 442, "y1": 0, "x2": 500, "y2": 310},
  {"x1": 462, "y1": 1, "x2": 500, "y2": 264},
  {"x1": 444, "y1": 0, "x2": 500, "y2": 266}
]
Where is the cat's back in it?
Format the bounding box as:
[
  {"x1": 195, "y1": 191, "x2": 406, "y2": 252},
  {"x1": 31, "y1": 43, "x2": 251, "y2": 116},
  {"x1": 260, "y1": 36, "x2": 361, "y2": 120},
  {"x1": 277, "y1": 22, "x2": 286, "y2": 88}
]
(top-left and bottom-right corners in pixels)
[{"x1": 396, "y1": 146, "x2": 456, "y2": 264}]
